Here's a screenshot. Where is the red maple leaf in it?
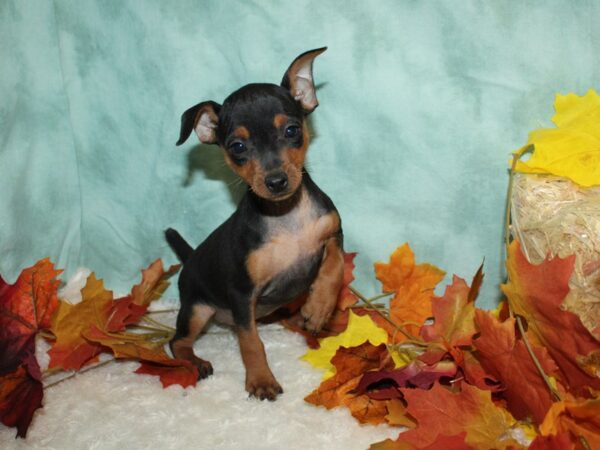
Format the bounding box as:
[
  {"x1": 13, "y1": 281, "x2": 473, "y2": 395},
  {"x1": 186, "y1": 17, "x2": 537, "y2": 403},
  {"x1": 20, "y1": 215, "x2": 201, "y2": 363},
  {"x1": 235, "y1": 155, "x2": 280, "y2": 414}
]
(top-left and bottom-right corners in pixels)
[
  {"x1": 0, "y1": 366, "x2": 43, "y2": 438},
  {"x1": 473, "y1": 309, "x2": 558, "y2": 424},
  {"x1": 502, "y1": 241, "x2": 600, "y2": 396},
  {"x1": 354, "y1": 360, "x2": 458, "y2": 400},
  {"x1": 0, "y1": 259, "x2": 61, "y2": 374},
  {"x1": 397, "y1": 382, "x2": 520, "y2": 449},
  {"x1": 0, "y1": 259, "x2": 61, "y2": 438}
]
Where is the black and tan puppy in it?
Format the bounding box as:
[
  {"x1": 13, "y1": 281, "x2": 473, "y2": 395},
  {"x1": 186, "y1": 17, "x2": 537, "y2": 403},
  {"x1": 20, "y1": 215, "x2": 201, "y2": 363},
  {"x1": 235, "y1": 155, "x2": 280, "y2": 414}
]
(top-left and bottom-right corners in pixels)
[{"x1": 166, "y1": 48, "x2": 343, "y2": 400}]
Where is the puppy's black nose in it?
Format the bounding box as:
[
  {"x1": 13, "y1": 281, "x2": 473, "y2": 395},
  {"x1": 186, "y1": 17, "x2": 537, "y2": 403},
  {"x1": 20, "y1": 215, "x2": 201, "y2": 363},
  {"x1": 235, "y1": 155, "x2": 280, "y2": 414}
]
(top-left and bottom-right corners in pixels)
[{"x1": 265, "y1": 173, "x2": 289, "y2": 194}]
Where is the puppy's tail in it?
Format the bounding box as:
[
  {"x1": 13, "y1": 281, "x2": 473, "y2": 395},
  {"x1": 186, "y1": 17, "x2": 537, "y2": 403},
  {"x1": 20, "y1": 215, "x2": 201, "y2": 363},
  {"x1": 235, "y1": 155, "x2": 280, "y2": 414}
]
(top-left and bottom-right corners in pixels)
[{"x1": 165, "y1": 228, "x2": 194, "y2": 262}]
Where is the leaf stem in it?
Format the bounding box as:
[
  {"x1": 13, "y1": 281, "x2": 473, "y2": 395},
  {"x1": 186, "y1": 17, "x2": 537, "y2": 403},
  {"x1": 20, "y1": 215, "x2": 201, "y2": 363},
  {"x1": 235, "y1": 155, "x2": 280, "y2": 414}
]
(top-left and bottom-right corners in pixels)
[
  {"x1": 505, "y1": 146, "x2": 562, "y2": 402},
  {"x1": 349, "y1": 286, "x2": 421, "y2": 342},
  {"x1": 145, "y1": 308, "x2": 178, "y2": 315},
  {"x1": 141, "y1": 315, "x2": 175, "y2": 332},
  {"x1": 515, "y1": 316, "x2": 562, "y2": 401},
  {"x1": 44, "y1": 359, "x2": 115, "y2": 389}
]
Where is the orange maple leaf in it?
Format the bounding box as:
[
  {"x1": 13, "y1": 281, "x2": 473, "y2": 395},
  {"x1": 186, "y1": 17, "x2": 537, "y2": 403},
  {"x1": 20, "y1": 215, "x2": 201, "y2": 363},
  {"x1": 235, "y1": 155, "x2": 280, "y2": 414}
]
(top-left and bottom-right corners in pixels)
[
  {"x1": 539, "y1": 398, "x2": 600, "y2": 449},
  {"x1": 371, "y1": 432, "x2": 474, "y2": 450},
  {"x1": 47, "y1": 274, "x2": 114, "y2": 370},
  {"x1": 473, "y1": 310, "x2": 558, "y2": 424},
  {"x1": 502, "y1": 241, "x2": 600, "y2": 396},
  {"x1": 397, "y1": 383, "x2": 521, "y2": 449},
  {"x1": 374, "y1": 244, "x2": 445, "y2": 341},
  {"x1": 305, "y1": 342, "x2": 392, "y2": 424},
  {"x1": 48, "y1": 260, "x2": 180, "y2": 370},
  {"x1": 421, "y1": 268, "x2": 482, "y2": 348},
  {"x1": 528, "y1": 433, "x2": 579, "y2": 450}
]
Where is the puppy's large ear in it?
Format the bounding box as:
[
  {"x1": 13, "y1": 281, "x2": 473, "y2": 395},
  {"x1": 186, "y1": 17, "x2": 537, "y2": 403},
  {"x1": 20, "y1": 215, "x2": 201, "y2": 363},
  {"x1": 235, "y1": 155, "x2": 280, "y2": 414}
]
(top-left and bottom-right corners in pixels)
[
  {"x1": 281, "y1": 47, "x2": 326, "y2": 114},
  {"x1": 176, "y1": 101, "x2": 221, "y2": 146}
]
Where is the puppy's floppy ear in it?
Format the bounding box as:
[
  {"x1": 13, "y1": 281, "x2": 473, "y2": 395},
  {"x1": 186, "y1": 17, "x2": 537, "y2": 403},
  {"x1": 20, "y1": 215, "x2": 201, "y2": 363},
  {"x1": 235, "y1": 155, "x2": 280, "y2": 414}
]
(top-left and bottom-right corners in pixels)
[
  {"x1": 176, "y1": 101, "x2": 221, "y2": 146},
  {"x1": 281, "y1": 47, "x2": 327, "y2": 114}
]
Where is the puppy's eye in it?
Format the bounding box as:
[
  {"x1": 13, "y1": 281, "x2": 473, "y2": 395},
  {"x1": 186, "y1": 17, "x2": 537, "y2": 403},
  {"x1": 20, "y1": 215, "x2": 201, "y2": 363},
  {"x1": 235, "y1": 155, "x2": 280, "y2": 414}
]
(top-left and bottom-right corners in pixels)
[
  {"x1": 284, "y1": 126, "x2": 300, "y2": 138},
  {"x1": 230, "y1": 142, "x2": 247, "y2": 155}
]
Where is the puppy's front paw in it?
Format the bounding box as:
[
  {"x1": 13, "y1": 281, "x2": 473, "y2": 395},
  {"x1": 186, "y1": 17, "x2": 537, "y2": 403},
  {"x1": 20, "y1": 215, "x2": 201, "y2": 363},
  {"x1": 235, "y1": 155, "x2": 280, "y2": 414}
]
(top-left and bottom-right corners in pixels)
[
  {"x1": 246, "y1": 375, "x2": 283, "y2": 401},
  {"x1": 188, "y1": 357, "x2": 213, "y2": 380},
  {"x1": 301, "y1": 301, "x2": 333, "y2": 334}
]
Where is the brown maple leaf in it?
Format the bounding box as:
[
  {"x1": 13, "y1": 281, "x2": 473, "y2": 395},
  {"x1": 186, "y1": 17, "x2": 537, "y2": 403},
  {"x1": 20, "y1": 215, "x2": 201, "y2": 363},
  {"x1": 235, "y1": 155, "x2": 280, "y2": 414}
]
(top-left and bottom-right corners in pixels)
[
  {"x1": 84, "y1": 326, "x2": 198, "y2": 388},
  {"x1": 305, "y1": 342, "x2": 392, "y2": 424},
  {"x1": 374, "y1": 244, "x2": 445, "y2": 341},
  {"x1": 502, "y1": 241, "x2": 600, "y2": 396},
  {"x1": 473, "y1": 309, "x2": 558, "y2": 424}
]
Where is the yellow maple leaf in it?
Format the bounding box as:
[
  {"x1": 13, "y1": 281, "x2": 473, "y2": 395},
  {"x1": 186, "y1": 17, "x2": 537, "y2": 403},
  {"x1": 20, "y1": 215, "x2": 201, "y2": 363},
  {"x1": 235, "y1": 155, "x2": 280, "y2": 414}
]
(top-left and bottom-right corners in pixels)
[
  {"x1": 302, "y1": 310, "x2": 388, "y2": 379},
  {"x1": 514, "y1": 89, "x2": 600, "y2": 187}
]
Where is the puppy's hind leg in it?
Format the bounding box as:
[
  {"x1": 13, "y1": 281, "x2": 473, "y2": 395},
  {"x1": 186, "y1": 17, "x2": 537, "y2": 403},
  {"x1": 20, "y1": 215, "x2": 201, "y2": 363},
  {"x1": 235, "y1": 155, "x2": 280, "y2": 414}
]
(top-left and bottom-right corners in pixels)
[{"x1": 170, "y1": 302, "x2": 215, "y2": 379}]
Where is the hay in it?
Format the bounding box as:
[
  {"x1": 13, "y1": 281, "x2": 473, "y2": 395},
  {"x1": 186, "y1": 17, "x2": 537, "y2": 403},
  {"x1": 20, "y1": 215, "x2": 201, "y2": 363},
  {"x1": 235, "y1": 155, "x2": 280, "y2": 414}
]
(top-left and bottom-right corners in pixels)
[{"x1": 511, "y1": 173, "x2": 600, "y2": 333}]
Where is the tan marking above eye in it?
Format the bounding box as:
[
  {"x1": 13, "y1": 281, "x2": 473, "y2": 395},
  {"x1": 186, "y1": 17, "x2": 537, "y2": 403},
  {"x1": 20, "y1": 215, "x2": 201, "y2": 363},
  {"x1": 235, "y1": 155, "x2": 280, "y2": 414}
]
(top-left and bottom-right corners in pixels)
[
  {"x1": 273, "y1": 114, "x2": 288, "y2": 128},
  {"x1": 234, "y1": 126, "x2": 250, "y2": 139}
]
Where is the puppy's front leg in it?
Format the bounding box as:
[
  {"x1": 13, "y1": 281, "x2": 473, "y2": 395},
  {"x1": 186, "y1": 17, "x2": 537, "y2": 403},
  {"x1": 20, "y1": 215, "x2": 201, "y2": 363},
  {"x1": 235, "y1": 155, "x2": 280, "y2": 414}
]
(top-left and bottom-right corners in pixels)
[
  {"x1": 301, "y1": 237, "x2": 344, "y2": 333},
  {"x1": 236, "y1": 299, "x2": 283, "y2": 401}
]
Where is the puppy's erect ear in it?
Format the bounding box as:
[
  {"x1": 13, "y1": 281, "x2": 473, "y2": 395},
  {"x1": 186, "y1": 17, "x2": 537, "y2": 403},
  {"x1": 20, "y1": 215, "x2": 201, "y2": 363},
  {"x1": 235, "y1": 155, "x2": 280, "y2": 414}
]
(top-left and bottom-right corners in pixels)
[
  {"x1": 281, "y1": 47, "x2": 327, "y2": 114},
  {"x1": 176, "y1": 101, "x2": 221, "y2": 146}
]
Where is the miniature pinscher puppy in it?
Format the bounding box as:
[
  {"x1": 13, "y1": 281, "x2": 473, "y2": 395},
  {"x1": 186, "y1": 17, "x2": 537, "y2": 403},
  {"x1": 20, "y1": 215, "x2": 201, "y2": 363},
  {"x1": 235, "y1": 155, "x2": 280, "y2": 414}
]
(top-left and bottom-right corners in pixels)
[{"x1": 166, "y1": 48, "x2": 343, "y2": 401}]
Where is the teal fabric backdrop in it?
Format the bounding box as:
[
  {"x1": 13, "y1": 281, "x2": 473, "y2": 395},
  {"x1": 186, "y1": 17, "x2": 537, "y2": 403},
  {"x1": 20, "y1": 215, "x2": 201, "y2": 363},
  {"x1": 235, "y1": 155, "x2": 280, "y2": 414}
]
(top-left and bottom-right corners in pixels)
[{"x1": 2, "y1": 1, "x2": 599, "y2": 307}]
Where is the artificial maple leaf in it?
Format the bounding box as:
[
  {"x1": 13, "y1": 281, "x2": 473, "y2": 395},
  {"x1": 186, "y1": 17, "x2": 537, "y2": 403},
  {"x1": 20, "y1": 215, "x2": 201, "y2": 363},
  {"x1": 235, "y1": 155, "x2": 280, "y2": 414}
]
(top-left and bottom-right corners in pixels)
[
  {"x1": 374, "y1": 244, "x2": 445, "y2": 341},
  {"x1": 305, "y1": 342, "x2": 392, "y2": 424},
  {"x1": 420, "y1": 267, "x2": 482, "y2": 348},
  {"x1": 473, "y1": 309, "x2": 558, "y2": 424},
  {"x1": 47, "y1": 273, "x2": 114, "y2": 370},
  {"x1": 385, "y1": 399, "x2": 417, "y2": 428},
  {"x1": 302, "y1": 310, "x2": 389, "y2": 379},
  {"x1": 48, "y1": 260, "x2": 180, "y2": 370},
  {"x1": 514, "y1": 89, "x2": 600, "y2": 187},
  {"x1": 354, "y1": 360, "x2": 458, "y2": 400},
  {"x1": 337, "y1": 252, "x2": 359, "y2": 310},
  {"x1": 371, "y1": 432, "x2": 474, "y2": 450},
  {"x1": 128, "y1": 259, "x2": 181, "y2": 307},
  {"x1": 528, "y1": 433, "x2": 579, "y2": 450},
  {"x1": 397, "y1": 382, "x2": 522, "y2": 449},
  {"x1": 0, "y1": 365, "x2": 43, "y2": 438},
  {"x1": 105, "y1": 260, "x2": 180, "y2": 332},
  {"x1": 0, "y1": 258, "x2": 61, "y2": 374},
  {"x1": 539, "y1": 398, "x2": 600, "y2": 449},
  {"x1": 84, "y1": 326, "x2": 197, "y2": 388},
  {"x1": 502, "y1": 241, "x2": 600, "y2": 396}
]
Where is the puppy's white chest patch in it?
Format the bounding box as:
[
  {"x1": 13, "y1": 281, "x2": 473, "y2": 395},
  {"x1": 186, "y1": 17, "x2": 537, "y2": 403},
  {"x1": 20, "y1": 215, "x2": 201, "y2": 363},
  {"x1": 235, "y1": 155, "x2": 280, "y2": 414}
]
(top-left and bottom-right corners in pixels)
[{"x1": 246, "y1": 193, "x2": 339, "y2": 287}]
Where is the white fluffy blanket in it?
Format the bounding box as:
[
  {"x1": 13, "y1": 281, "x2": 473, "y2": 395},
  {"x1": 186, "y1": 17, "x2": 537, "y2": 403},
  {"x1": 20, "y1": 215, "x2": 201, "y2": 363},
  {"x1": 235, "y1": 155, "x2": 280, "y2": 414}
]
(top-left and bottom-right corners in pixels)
[{"x1": 1, "y1": 271, "x2": 398, "y2": 449}]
